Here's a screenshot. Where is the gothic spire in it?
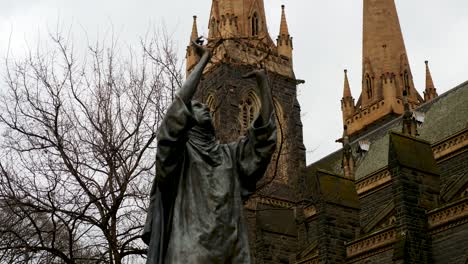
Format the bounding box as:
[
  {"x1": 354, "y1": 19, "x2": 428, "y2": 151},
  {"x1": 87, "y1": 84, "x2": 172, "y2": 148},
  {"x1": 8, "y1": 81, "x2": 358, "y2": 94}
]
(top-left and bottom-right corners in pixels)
[
  {"x1": 277, "y1": 5, "x2": 293, "y2": 63},
  {"x1": 279, "y1": 5, "x2": 289, "y2": 36},
  {"x1": 185, "y1": 15, "x2": 200, "y2": 74},
  {"x1": 424, "y1": 60, "x2": 438, "y2": 101},
  {"x1": 341, "y1": 69, "x2": 355, "y2": 121},
  {"x1": 361, "y1": 0, "x2": 421, "y2": 107},
  {"x1": 189, "y1": 16, "x2": 199, "y2": 45},
  {"x1": 343, "y1": 69, "x2": 352, "y2": 98}
]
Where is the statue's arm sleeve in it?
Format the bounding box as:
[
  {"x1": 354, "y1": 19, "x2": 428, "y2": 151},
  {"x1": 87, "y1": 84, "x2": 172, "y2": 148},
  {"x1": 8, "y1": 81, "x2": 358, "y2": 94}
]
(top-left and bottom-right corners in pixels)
[
  {"x1": 156, "y1": 95, "x2": 195, "y2": 186},
  {"x1": 236, "y1": 114, "x2": 276, "y2": 195}
]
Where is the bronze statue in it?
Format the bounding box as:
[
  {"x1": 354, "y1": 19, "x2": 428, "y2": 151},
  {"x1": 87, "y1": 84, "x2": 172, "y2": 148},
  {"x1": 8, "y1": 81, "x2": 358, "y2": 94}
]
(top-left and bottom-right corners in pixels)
[{"x1": 142, "y1": 40, "x2": 276, "y2": 264}]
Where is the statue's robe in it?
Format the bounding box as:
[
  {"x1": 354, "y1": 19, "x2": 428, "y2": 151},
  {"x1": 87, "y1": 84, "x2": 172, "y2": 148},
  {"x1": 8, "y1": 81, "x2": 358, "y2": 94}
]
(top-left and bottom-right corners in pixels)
[{"x1": 142, "y1": 96, "x2": 276, "y2": 264}]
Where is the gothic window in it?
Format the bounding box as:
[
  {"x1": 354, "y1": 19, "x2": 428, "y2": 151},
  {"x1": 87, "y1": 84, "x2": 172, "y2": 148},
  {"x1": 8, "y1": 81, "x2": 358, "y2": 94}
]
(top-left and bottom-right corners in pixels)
[
  {"x1": 365, "y1": 74, "x2": 373, "y2": 99},
  {"x1": 404, "y1": 70, "x2": 410, "y2": 94},
  {"x1": 239, "y1": 92, "x2": 259, "y2": 134},
  {"x1": 251, "y1": 12, "x2": 259, "y2": 36}
]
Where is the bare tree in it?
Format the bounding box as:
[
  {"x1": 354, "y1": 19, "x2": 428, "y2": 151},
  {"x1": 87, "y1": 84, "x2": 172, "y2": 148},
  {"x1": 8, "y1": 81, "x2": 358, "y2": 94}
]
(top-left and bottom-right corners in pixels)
[{"x1": 0, "y1": 29, "x2": 183, "y2": 264}]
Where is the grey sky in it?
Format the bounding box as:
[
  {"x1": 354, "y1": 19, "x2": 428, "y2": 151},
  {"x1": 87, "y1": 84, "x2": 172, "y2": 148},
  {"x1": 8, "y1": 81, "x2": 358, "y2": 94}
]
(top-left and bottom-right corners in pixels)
[{"x1": 1, "y1": 0, "x2": 467, "y2": 164}]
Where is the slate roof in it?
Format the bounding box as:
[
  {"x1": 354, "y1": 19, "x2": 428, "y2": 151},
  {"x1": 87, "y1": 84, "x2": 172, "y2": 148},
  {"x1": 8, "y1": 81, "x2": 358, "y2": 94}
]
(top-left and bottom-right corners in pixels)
[{"x1": 307, "y1": 80, "x2": 468, "y2": 181}]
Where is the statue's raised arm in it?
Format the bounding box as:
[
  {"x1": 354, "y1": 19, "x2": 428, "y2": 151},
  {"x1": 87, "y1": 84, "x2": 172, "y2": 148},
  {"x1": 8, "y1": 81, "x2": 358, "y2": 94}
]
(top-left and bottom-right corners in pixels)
[{"x1": 177, "y1": 39, "x2": 212, "y2": 104}]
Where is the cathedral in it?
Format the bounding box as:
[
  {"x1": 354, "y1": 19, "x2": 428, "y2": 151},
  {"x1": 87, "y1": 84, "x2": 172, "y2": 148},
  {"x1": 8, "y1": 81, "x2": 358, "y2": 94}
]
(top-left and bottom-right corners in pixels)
[{"x1": 185, "y1": 0, "x2": 468, "y2": 263}]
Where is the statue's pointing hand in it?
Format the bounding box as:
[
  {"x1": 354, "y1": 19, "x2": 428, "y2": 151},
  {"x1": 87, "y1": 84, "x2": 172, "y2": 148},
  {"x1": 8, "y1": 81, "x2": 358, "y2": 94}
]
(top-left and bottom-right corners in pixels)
[{"x1": 192, "y1": 37, "x2": 212, "y2": 58}]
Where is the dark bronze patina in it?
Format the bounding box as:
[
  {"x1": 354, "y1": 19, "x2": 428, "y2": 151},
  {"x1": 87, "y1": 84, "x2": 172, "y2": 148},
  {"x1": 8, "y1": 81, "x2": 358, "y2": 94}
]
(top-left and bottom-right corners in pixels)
[{"x1": 142, "y1": 40, "x2": 276, "y2": 264}]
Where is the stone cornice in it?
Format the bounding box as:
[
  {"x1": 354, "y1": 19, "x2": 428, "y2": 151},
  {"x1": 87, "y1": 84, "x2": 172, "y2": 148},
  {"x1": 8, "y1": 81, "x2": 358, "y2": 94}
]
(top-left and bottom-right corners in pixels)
[
  {"x1": 432, "y1": 128, "x2": 468, "y2": 160},
  {"x1": 346, "y1": 245, "x2": 394, "y2": 263},
  {"x1": 346, "y1": 226, "x2": 397, "y2": 258},
  {"x1": 428, "y1": 197, "x2": 468, "y2": 232},
  {"x1": 356, "y1": 168, "x2": 391, "y2": 196},
  {"x1": 244, "y1": 196, "x2": 296, "y2": 210}
]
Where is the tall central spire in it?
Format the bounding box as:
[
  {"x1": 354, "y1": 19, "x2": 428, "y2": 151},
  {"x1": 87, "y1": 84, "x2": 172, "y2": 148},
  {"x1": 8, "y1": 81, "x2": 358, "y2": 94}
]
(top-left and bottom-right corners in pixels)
[
  {"x1": 361, "y1": 0, "x2": 421, "y2": 108},
  {"x1": 341, "y1": 0, "x2": 426, "y2": 137},
  {"x1": 363, "y1": 0, "x2": 407, "y2": 77}
]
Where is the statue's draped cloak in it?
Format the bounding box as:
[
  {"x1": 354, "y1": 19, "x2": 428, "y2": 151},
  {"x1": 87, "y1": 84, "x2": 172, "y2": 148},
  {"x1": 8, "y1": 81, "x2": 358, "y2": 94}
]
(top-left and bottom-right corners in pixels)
[{"x1": 143, "y1": 96, "x2": 276, "y2": 264}]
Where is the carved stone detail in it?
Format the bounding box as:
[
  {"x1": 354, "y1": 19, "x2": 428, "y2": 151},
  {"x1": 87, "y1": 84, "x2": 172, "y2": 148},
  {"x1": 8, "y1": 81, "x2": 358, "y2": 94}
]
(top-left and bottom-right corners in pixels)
[
  {"x1": 346, "y1": 227, "x2": 396, "y2": 258},
  {"x1": 428, "y1": 198, "x2": 468, "y2": 230},
  {"x1": 356, "y1": 169, "x2": 391, "y2": 195},
  {"x1": 244, "y1": 196, "x2": 295, "y2": 210},
  {"x1": 432, "y1": 129, "x2": 468, "y2": 159}
]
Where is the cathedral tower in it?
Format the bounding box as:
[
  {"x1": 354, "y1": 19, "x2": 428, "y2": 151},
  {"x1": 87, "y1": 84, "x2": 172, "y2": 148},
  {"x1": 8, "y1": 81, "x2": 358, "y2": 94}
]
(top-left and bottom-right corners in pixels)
[
  {"x1": 185, "y1": 1, "x2": 305, "y2": 262},
  {"x1": 343, "y1": 0, "x2": 427, "y2": 137}
]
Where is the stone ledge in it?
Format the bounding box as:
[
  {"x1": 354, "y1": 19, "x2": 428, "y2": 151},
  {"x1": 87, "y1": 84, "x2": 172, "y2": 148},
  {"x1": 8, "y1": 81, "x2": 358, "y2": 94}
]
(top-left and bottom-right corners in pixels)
[
  {"x1": 432, "y1": 128, "x2": 468, "y2": 160},
  {"x1": 244, "y1": 196, "x2": 296, "y2": 210},
  {"x1": 346, "y1": 226, "x2": 396, "y2": 258},
  {"x1": 356, "y1": 168, "x2": 391, "y2": 195},
  {"x1": 428, "y1": 197, "x2": 468, "y2": 231}
]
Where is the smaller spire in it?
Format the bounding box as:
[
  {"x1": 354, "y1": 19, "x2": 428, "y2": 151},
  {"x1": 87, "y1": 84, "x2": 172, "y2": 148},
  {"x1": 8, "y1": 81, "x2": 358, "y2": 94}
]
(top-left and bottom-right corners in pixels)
[
  {"x1": 189, "y1": 16, "x2": 199, "y2": 45},
  {"x1": 186, "y1": 15, "x2": 200, "y2": 75},
  {"x1": 279, "y1": 5, "x2": 289, "y2": 36},
  {"x1": 343, "y1": 69, "x2": 352, "y2": 98},
  {"x1": 277, "y1": 5, "x2": 293, "y2": 63},
  {"x1": 424, "y1": 60, "x2": 438, "y2": 101},
  {"x1": 341, "y1": 69, "x2": 355, "y2": 124}
]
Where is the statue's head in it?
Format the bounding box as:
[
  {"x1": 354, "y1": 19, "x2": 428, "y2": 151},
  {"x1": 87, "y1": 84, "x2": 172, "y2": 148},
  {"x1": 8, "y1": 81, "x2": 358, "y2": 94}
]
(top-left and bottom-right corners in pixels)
[{"x1": 191, "y1": 101, "x2": 214, "y2": 131}]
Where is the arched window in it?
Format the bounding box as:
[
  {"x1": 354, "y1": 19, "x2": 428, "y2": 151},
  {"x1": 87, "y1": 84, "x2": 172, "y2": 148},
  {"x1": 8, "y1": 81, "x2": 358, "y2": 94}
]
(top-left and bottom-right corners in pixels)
[
  {"x1": 251, "y1": 12, "x2": 259, "y2": 36},
  {"x1": 404, "y1": 70, "x2": 410, "y2": 95},
  {"x1": 365, "y1": 74, "x2": 373, "y2": 99},
  {"x1": 239, "y1": 92, "x2": 260, "y2": 135}
]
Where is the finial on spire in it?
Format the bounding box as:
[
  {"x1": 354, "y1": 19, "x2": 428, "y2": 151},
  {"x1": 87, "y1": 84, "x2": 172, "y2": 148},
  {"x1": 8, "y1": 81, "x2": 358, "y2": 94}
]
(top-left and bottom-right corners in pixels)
[
  {"x1": 343, "y1": 69, "x2": 352, "y2": 98},
  {"x1": 424, "y1": 60, "x2": 438, "y2": 102}
]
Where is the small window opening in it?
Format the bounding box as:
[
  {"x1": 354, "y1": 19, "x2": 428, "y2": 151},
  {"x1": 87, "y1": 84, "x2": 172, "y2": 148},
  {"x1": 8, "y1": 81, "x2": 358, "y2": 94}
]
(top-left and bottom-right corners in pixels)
[{"x1": 251, "y1": 13, "x2": 259, "y2": 36}]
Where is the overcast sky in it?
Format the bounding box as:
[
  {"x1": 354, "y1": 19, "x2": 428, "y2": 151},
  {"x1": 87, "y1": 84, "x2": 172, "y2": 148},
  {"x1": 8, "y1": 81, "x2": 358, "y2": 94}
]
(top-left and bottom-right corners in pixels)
[{"x1": 1, "y1": 0, "x2": 467, "y2": 164}]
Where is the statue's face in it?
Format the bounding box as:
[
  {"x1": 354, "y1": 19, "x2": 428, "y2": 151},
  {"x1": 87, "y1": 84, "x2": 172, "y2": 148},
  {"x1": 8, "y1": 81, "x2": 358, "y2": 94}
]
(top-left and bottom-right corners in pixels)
[{"x1": 192, "y1": 101, "x2": 213, "y2": 128}]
